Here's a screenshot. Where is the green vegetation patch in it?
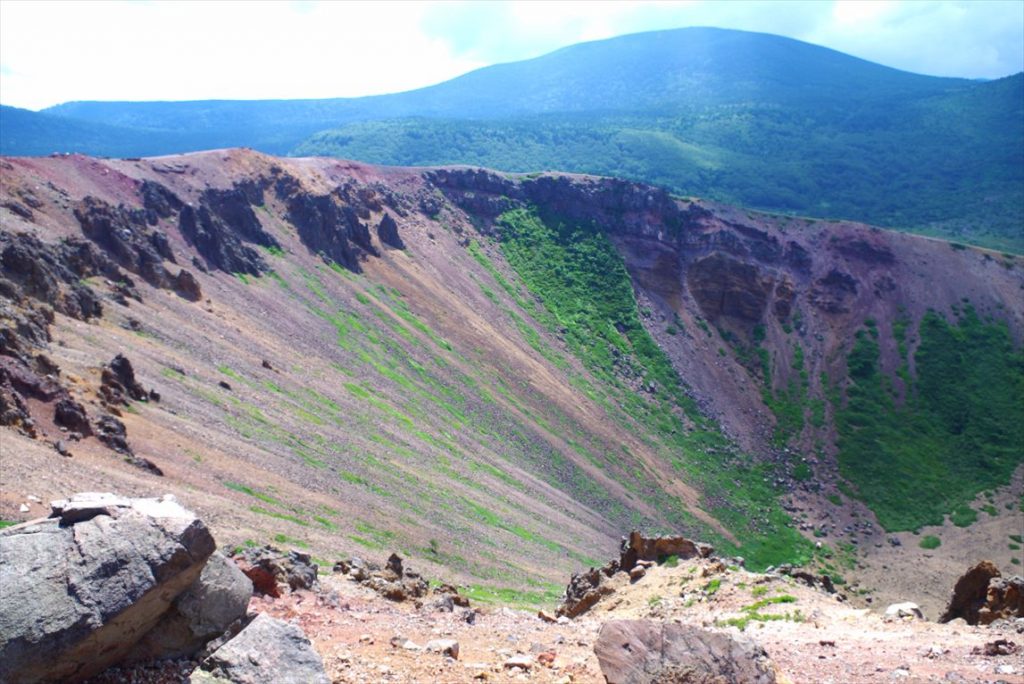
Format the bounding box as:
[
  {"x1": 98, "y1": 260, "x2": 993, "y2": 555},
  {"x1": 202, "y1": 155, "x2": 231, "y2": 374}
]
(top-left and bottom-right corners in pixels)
[
  {"x1": 834, "y1": 306, "x2": 1024, "y2": 531},
  {"x1": 919, "y1": 535, "x2": 941, "y2": 550},
  {"x1": 495, "y1": 207, "x2": 812, "y2": 569}
]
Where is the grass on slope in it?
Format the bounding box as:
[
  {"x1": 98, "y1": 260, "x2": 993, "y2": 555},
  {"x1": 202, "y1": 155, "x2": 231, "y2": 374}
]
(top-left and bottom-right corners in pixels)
[
  {"x1": 834, "y1": 305, "x2": 1024, "y2": 531},
  {"x1": 495, "y1": 207, "x2": 812, "y2": 568}
]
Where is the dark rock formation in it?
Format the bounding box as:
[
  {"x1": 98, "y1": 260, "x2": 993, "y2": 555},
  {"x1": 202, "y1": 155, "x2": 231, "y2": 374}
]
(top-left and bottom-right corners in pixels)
[
  {"x1": 173, "y1": 269, "x2": 202, "y2": 301},
  {"x1": 810, "y1": 268, "x2": 858, "y2": 314},
  {"x1": 0, "y1": 232, "x2": 106, "y2": 321},
  {"x1": 618, "y1": 531, "x2": 714, "y2": 571},
  {"x1": 53, "y1": 397, "x2": 92, "y2": 436},
  {"x1": 179, "y1": 183, "x2": 277, "y2": 276},
  {"x1": 94, "y1": 414, "x2": 161, "y2": 474},
  {"x1": 835, "y1": 236, "x2": 895, "y2": 265},
  {"x1": 377, "y1": 212, "x2": 404, "y2": 249},
  {"x1": 0, "y1": 493, "x2": 216, "y2": 683},
  {"x1": 139, "y1": 179, "x2": 183, "y2": 222},
  {"x1": 558, "y1": 566, "x2": 619, "y2": 618},
  {"x1": 74, "y1": 196, "x2": 176, "y2": 289},
  {"x1": 276, "y1": 178, "x2": 380, "y2": 272},
  {"x1": 100, "y1": 353, "x2": 149, "y2": 406},
  {"x1": 189, "y1": 613, "x2": 329, "y2": 684},
  {"x1": 594, "y1": 620, "x2": 776, "y2": 684}
]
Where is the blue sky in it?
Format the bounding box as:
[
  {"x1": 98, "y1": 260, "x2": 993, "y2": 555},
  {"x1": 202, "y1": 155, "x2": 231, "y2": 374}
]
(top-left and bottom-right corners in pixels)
[{"x1": 1, "y1": 1, "x2": 1022, "y2": 110}]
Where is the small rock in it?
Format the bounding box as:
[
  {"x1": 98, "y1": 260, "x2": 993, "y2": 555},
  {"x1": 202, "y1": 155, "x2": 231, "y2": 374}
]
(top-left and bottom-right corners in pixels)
[
  {"x1": 885, "y1": 602, "x2": 923, "y2": 620},
  {"x1": 18, "y1": 504, "x2": 29, "y2": 513},
  {"x1": 996, "y1": 664, "x2": 1017, "y2": 675},
  {"x1": 504, "y1": 655, "x2": 533, "y2": 670},
  {"x1": 402, "y1": 640, "x2": 422, "y2": 651},
  {"x1": 537, "y1": 651, "x2": 556, "y2": 668},
  {"x1": 426, "y1": 639, "x2": 460, "y2": 659},
  {"x1": 973, "y1": 639, "x2": 1019, "y2": 656},
  {"x1": 538, "y1": 610, "x2": 557, "y2": 623},
  {"x1": 218, "y1": 381, "x2": 232, "y2": 391},
  {"x1": 359, "y1": 634, "x2": 372, "y2": 643},
  {"x1": 629, "y1": 566, "x2": 647, "y2": 582}
]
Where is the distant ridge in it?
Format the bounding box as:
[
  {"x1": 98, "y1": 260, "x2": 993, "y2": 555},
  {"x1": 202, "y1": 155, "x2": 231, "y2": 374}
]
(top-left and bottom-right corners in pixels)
[{"x1": 2, "y1": 27, "x2": 1021, "y2": 249}]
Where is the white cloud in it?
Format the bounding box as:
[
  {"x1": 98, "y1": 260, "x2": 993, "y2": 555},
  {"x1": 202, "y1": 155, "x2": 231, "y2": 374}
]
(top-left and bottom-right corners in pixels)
[
  {"x1": 1, "y1": 0, "x2": 1021, "y2": 111},
  {"x1": 0, "y1": 1, "x2": 485, "y2": 109}
]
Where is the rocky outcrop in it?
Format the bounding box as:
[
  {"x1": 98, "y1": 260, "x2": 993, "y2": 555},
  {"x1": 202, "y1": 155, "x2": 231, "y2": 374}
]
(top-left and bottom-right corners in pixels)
[
  {"x1": 233, "y1": 545, "x2": 319, "y2": 598},
  {"x1": 687, "y1": 252, "x2": 774, "y2": 325},
  {"x1": 618, "y1": 531, "x2": 714, "y2": 571},
  {"x1": 0, "y1": 493, "x2": 217, "y2": 683},
  {"x1": 939, "y1": 562, "x2": 1024, "y2": 625},
  {"x1": 179, "y1": 183, "x2": 277, "y2": 276},
  {"x1": 100, "y1": 353, "x2": 150, "y2": 406},
  {"x1": 810, "y1": 268, "x2": 858, "y2": 314},
  {"x1": 558, "y1": 532, "x2": 713, "y2": 618},
  {"x1": 0, "y1": 231, "x2": 106, "y2": 321},
  {"x1": 0, "y1": 353, "x2": 68, "y2": 437},
  {"x1": 333, "y1": 552, "x2": 460, "y2": 606},
  {"x1": 939, "y1": 561, "x2": 1001, "y2": 624},
  {"x1": 74, "y1": 196, "x2": 177, "y2": 289},
  {"x1": 53, "y1": 397, "x2": 92, "y2": 436},
  {"x1": 173, "y1": 268, "x2": 203, "y2": 301},
  {"x1": 594, "y1": 620, "x2": 776, "y2": 684},
  {"x1": 139, "y1": 179, "x2": 184, "y2": 222},
  {"x1": 277, "y1": 180, "x2": 379, "y2": 272},
  {"x1": 189, "y1": 613, "x2": 329, "y2": 684},
  {"x1": 93, "y1": 413, "x2": 162, "y2": 474},
  {"x1": 334, "y1": 551, "x2": 430, "y2": 603},
  {"x1": 377, "y1": 212, "x2": 404, "y2": 249}
]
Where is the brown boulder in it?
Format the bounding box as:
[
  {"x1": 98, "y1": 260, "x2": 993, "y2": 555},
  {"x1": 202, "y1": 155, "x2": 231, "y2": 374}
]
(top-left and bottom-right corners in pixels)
[
  {"x1": 978, "y1": 575, "x2": 1024, "y2": 625},
  {"x1": 939, "y1": 561, "x2": 1001, "y2": 624},
  {"x1": 594, "y1": 620, "x2": 776, "y2": 684}
]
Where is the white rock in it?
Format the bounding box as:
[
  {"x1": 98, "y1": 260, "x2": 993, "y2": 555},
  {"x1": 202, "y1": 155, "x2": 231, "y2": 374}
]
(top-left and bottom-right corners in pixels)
[
  {"x1": 504, "y1": 654, "x2": 533, "y2": 670},
  {"x1": 884, "y1": 602, "x2": 923, "y2": 620}
]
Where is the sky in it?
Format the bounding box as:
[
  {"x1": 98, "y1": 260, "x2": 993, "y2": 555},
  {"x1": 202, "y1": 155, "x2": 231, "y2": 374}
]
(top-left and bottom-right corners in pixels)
[{"x1": 1, "y1": 0, "x2": 1022, "y2": 111}]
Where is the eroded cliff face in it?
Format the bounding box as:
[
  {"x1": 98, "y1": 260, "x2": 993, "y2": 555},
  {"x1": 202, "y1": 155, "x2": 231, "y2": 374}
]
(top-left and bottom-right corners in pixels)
[{"x1": 431, "y1": 166, "x2": 1024, "y2": 459}]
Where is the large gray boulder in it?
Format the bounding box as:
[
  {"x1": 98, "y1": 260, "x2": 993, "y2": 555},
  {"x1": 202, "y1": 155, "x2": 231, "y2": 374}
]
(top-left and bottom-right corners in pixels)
[
  {"x1": 190, "y1": 613, "x2": 330, "y2": 684},
  {"x1": 126, "y1": 550, "x2": 253, "y2": 661},
  {"x1": 0, "y1": 493, "x2": 216, "y2": 683},
  {"x1": 594, "y1": 620, "x2": 776, "y2": 684}
]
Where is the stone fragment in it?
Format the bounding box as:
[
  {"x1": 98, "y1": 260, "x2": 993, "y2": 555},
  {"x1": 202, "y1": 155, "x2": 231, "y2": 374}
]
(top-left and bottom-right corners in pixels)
[
  {"x1": 426, "y1": 639, "x2": 460, "y2": 659},
  {"x1": 594, "y1": 620, "x2": 776, "y2": 684},
  {"x1": 191, "y1": 613, "x2": 329, "y2": 684}
]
